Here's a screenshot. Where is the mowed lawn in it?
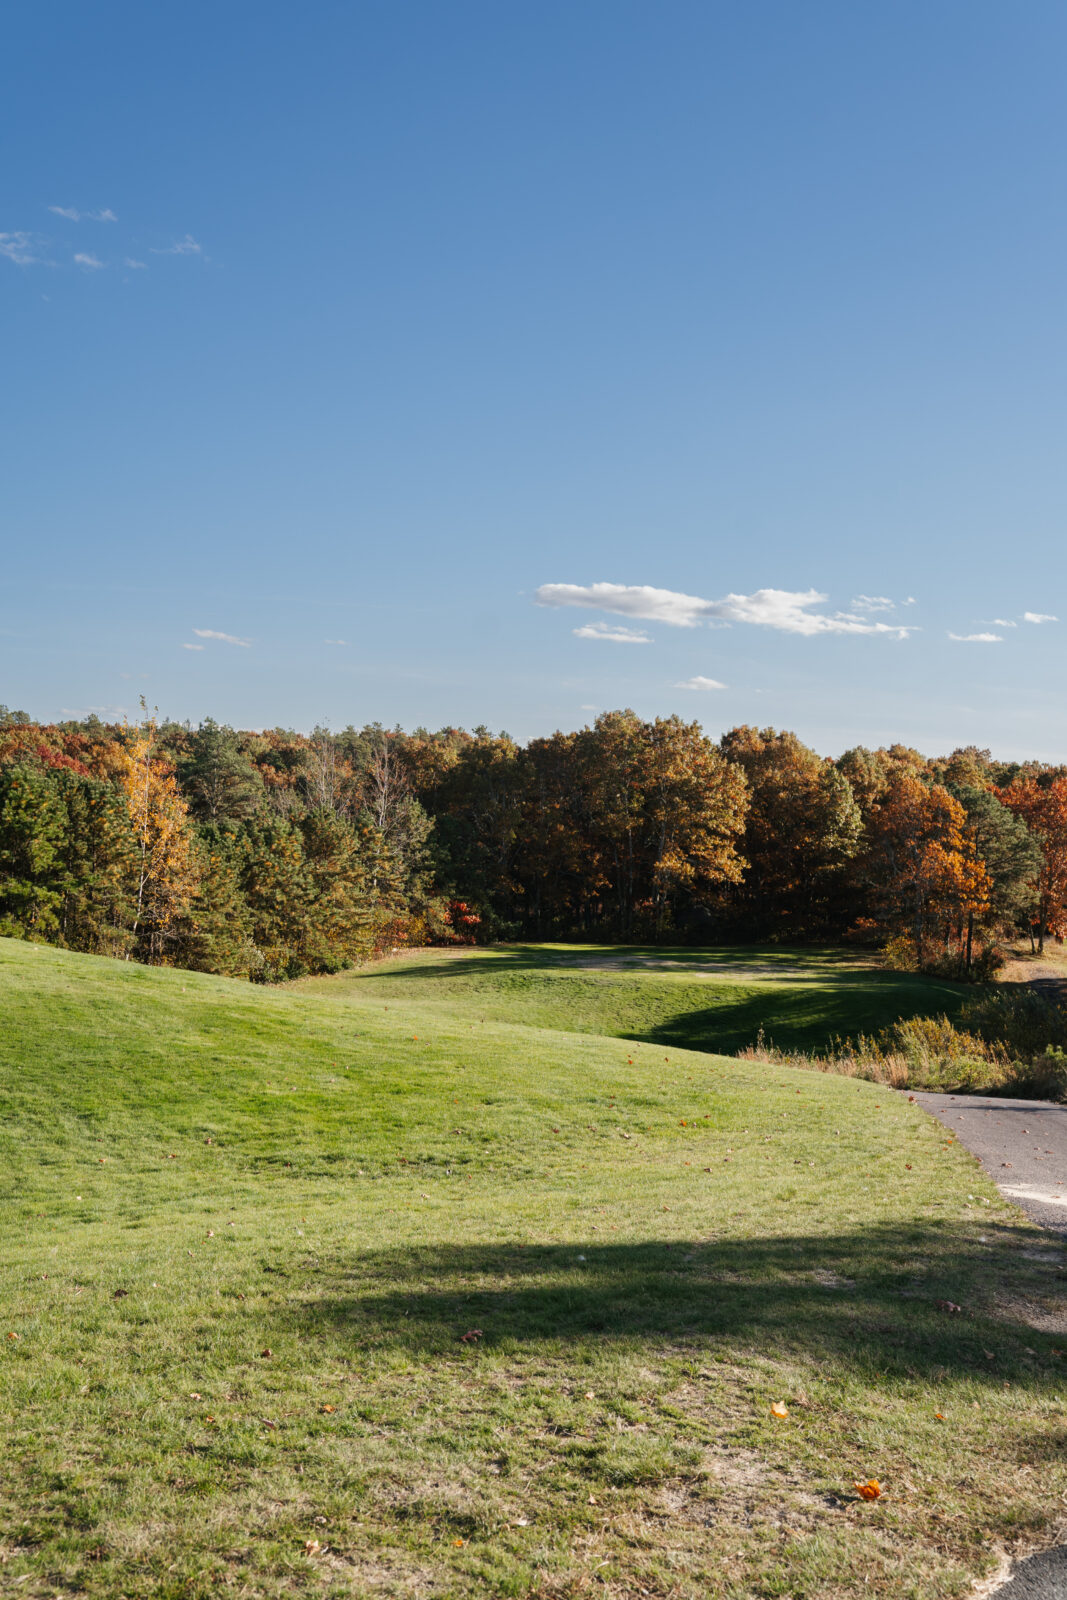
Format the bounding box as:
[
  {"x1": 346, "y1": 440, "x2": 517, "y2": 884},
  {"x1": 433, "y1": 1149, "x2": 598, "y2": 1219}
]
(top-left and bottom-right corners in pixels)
[
  {"x1": 300, "y1": 942, "x2": 968, "y2": 1057},
  {"x1": 1, "y1": 939, "x2": 1065, "y2": 1599}
]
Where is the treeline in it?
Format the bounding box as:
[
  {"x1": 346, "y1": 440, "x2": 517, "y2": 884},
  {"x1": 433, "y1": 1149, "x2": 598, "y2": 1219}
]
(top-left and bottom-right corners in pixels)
[{"x1": 1, "y1": 703, "x2": 1065, "y2": 981}]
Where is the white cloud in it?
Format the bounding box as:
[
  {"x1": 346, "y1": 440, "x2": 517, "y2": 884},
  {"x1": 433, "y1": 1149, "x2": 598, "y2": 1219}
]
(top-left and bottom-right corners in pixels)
[
  {"x1": 535, "y1": 582, "x2": 914, "y2": 638},
  {"x1": 193, "y1": 628, "x2": 250, "y2": 647},
  {"x1": 1024, "y1": 612, "x2": 1058, "y2": 624},
  {"x1": 0, "y1": 232, "x2": 40, "y2": 265},
  {"x1": 674, "y1": 675, "x2": 727, "y2": 690},
  {"x1": 991, "y1": 618, "x2": 1017, "y2": 627},
  {"x1": 903, "y1": 596, "x2": 917, "y2": 606},
  {"x1": 324, "y1": 638, "x2": 348, "y2": 646},
  {"x1": 124, "y1": 257, "x2": 147, "y2": 269},
  {"x1": 152, "y1": 234, "x2": 203, "y2": 256},
  {"x1": 573, "y1": 622, "x2": 652, "y2": 644},
  {"x1": 948, "y1": 632, "x2": 1002, "y2": 643},
  {"x1": 181, "y1": 643, "x2": 205, "y2": 651},
  {"x1": 850, "y1": 594, "x2": 894, "y2": 612},
  {"x1": 74, "y1": 252, "x2": 104, "y2": 269},
  {"x1": 48, "y1": 206, "x2": 117, "y2": 222},
  {"x1": 580, "y1": 703, "x2": 599, "y2": 711}
]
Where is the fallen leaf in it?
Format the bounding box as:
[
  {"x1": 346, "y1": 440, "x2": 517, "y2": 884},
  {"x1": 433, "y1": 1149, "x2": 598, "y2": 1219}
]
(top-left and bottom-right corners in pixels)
[
  {"x1": 305, "y1": 1539, "x2": 322, "y2": 1555},
  {"x1": 6, "y1": 1332, "x2": 18, "y2": 1341},
  {"x1": 770, "y1": 1401, "x2": 789, "y2": 1419},
  {"x1": 936, "y1": 1300, "x2": 962, "y2": 1315},
  {"x1": 321, "y1": 1404, "x2": 336, "y2": 1413},
  {"x1": 261, "y1": 1348, "x2": 273, "y2": 1358},
  {"x1": 113, "y1": 1288, "x2": 129, "y2": 1299},
  {"x1": 452, "y1": 1537, "x2": 465, "y2": 1546},
  {"x1": 459, "y1": 1329, "x2": 483, "y2": 1342},
  {"x1": 584, "y1": 1391, "x2": 595, "y2": 1400},
  {"x1": 855, "y1": 1479, "x2": 881, "y2": 1501},
  {"x1": 587, "y1": 1494, "x2": 598, "y2": 1505}
]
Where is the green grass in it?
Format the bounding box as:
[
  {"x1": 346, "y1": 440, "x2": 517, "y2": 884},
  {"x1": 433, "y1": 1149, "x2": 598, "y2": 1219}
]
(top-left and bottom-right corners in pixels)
[
  {"x1": 300, "y1": 942, "x2": 968, "y2": 1056},
  {"x1": 1, "y1": 935, "x2": 1065, "y2": 1599}
]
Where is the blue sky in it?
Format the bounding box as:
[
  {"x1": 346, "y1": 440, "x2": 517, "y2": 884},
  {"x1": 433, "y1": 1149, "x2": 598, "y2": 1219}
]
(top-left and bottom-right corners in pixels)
[{"x1": 3, "y1": 1, "x2": 1066, "y2": 756}]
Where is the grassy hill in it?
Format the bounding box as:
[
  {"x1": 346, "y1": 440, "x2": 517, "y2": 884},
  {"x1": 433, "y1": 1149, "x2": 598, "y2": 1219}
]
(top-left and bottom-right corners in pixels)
[
  {"x1": 1, "y1": 936, "x2": 1064, "y2": 1598},
  {"x1": 299, "y1": 942, "x2": 968, "y2": 1056}
]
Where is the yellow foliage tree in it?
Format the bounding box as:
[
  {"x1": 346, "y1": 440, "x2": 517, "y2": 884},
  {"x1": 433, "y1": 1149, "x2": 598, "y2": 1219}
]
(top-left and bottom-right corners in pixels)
[{"x1": 118, "y1": 708, "x2": 199, "y2": 962}]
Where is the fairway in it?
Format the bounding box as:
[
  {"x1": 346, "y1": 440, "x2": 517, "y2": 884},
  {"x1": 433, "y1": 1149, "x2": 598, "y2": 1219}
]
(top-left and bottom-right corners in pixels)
[
  {"x1": 300, "y1": 942, "x2": 968, "y2": 1057},
  {"x1": 2, "y1": 937, "x2": 1065, "y2": 1599}
]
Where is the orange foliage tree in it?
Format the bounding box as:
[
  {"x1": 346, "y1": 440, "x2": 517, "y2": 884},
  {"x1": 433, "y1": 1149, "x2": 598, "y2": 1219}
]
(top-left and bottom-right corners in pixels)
[{"x1": 863, "y1": 774, "x2": 991, "y2": 966}]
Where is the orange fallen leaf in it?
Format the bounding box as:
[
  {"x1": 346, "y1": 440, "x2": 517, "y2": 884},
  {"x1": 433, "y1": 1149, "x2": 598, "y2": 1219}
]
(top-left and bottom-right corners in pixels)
[
  {"x1": 321, "y1": 1404, "x2": 336, "y2": 1413},
  {"x1": 6, "y1": 1332, "x2": 18, "y2": 1341},
  {"x1": 855, "y1": 1479, "x2": 881, "y2": 1500},
  {"x1": 770, "y1": 1401, "x2": 789, "y2": 1419},
  {"x1": 934, "y1": 1411, "x2": 945, "y2": 1420},
  {"x1": 459, "y1": 1328, "x2": 483, "y2": 1342},
  {"x1": 452, "y1": 1537, "x2": 465, "y2": 1546}
]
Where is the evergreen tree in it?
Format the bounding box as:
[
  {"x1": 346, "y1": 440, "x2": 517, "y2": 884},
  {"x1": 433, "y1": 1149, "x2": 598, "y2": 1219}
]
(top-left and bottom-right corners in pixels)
[
  {"x1": 0, "y1": 765, "x2": 66, "y2": 937},
  {"x1": 178, "y1": 719, "x2": 263, "y2": 824}
]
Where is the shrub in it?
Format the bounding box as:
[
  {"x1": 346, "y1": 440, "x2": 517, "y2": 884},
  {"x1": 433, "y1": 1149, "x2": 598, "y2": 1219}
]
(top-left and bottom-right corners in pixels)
[{"x1": 739, "y1": 990, "x2": 1067, "y2": 1100}]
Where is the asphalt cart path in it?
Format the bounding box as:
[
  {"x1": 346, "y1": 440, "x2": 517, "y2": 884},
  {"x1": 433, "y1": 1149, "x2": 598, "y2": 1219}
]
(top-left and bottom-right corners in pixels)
[
  {"x1": 914, "y1": 1092, "x2": 1067, "y2": 1596},
  {"x1": 912, "y1": 1092, "x2": 1067, "y2": 1233}
]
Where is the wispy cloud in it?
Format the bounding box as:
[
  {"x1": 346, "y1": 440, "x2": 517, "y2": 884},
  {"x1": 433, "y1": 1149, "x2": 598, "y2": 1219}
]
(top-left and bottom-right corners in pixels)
[
  {"x1": 948, "y1": 632, "x2": 1002, "y2": 643},
  {"x1": 193, "y1": 628, "x2": 250, "y2": 647},
  {"x1": 991, "y1": 618, "x2": 1017, "y2": 628},
  {"x1": 324, "y1": 638, "x2": 348, "y2": 646},
  {"x1": 536, "y1": 582, "x2": 914, "y2": 638},
  {"x1": 74, "y1": 252, "x2": 104, "y2": 270},
  {"x1": 1024, "y1": 612, "x2": 1058, "y2": 624},
  {"x1": 48, "y1": 206, "x2": 117, "y2": 222},
  {"x1": 152, "y1": 234, "x2": 203, "y2": 256},
  {"x1": 0, "y1": 232, "x2": 40, "y2": 266},
  {"x1": 124, "y1": 257, "x2": 147, "y2": 270},
  {"x1": 573, "y1": 622, "x2": 652, "y2": 644},
  {"x1": 674, "y1": 675, "x2": 727, "y2": 690},
  {"x1": 850, "y1": 594, "x2": 895, "y2": 613},
  {"x1": 181, "y1": 643, "x2": 205, "y2": 652}
]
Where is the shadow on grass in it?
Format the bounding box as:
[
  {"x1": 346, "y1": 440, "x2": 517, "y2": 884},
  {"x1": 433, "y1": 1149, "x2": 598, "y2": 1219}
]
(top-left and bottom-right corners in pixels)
[
  {"x1": 360, "y1": 943, "x2": 937, "y2": 984},
  {"x1": 346, "y1": 945, "x2": 969, "y2": 1055},
  {"x1": 293, "y1": 1220, "x2": 1064, "y2": 1388},
  {"x1": 633, "y1": 987, "x2": 970, "y2": 1055}
]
